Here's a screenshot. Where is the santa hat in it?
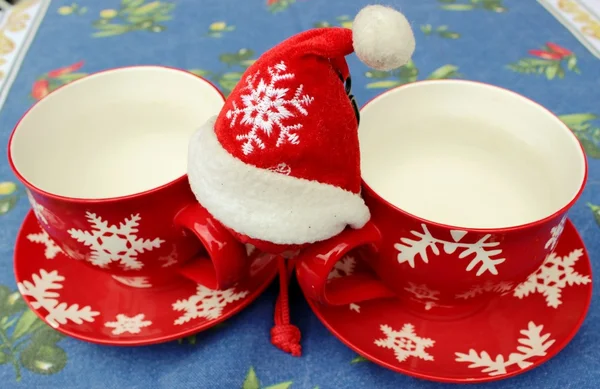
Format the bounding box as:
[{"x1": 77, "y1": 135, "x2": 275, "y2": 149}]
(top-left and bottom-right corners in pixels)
[{"x1": 188, "y1": 5, "x2": 415, "y2": 251}]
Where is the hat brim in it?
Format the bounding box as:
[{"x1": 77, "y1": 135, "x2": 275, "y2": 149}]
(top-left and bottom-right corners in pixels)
[{"x1": 187, "y1": 116, "x2": 370, "y2": 246}]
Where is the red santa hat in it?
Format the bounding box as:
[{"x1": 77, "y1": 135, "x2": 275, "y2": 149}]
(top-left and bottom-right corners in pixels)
[{"x1": 188, "y1": 5, "x2": 415, "y2": 252}]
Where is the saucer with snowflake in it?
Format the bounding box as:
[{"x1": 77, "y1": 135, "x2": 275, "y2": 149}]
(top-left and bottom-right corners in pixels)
[
  {"x1": 14, "y1": 211, "x2": 279, "y2": 346},
  {"x1": 302, "y1": 218, "x2": 592, "y2": 383}
]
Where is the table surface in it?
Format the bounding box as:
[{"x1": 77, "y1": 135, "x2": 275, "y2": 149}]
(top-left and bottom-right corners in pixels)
[{"x1": 1, "y1": 0, "x2": 600, "y2": 388}]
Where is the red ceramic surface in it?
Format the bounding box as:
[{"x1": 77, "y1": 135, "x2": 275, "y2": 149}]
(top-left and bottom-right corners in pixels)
[
  {"x1": 295, "y1": 80, "x2": 587, "y2": 313},
  {"x1": 302, "y1": 218, "x2": 592, "y2": 383},
  {"x1": 14, "y1": 211, "x2": 278, "y2": 346},
  {"x1": 296, "y1": 184, "x2": 583, "y2": 313},
  {"x1": 7, "y1": 66, "x2": 247, "y2": 290}
]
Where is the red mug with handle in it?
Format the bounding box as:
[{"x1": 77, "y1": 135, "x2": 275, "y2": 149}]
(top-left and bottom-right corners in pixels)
[
  {"x1": 8, "y1": 66, "x2": 249, "y2": 290},
  {"x1": 296, "y1": 80, "x2": 587, "y2": 316}
]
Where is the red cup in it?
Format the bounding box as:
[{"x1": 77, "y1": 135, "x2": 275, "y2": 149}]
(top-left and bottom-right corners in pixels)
[
  {"x1": 296, "y1": 80, "x2": 587, "y2": 316},
  {"x1": 8, "y1": 66, "x2": 248, "y2": 290}
]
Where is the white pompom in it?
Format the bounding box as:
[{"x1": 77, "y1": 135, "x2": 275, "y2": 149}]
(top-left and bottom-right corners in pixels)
[{"x1": 352, "y1": 5, "x2": 416, "y2": 71}]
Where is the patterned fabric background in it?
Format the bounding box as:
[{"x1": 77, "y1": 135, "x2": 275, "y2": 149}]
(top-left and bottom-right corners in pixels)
[{"x1": 1, "y1": 0, "x2": 600, "y2": 388}]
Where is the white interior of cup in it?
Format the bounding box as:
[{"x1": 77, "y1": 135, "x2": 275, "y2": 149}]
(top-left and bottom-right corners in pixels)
[
  {"x1": 359, "y1": 80, "x2": 586, "y2": 229},
  {"x1": 10, "y1": 66, "x2": 224, "y2": 199}
]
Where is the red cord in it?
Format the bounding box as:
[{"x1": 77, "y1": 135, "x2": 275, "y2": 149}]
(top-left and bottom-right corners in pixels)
[{"x1": 270, "y1": 255, "x2": 302, "y2": 357}]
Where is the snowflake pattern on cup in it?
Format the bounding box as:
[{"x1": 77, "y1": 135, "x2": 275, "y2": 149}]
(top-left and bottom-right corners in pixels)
[
  {"x1": 513, "y1": 248, "x2": 590, "y2": 308},
  {"x1": 455, "y1": 281, "x2": 515, "y2": 300},
  {"x1": 27, "y1": 191, "x2": 50, "y2": 225},
  {"x1": 327, "y1": 255, "x2": 356, "y2": 280},
  {"x1": 374, "y1": 323, "x2": 435, "y2": 362},
  {"x1": 455, "y1": 321, "x2": 555, "y2": 376},
  {"x1": 225, "y1": 60, "x2": 315, "y2": 155},
  {"x1": 27, "y1": 227, "x2": 63, "y2": 259},
  {"x1": 17, "y1": 269, "x2": 99, "y2": 328},
  {"x1": 112, "y1": 276, "x2": 152, "y2": 288},
  {"x1": 393, "y1": 225, "x2": 505, "y2": 276},
  {"x1": 158, "y1": 245, "x2": 178, "y2": 268},
  {"x1": 545, "y1": 216, "x2": 566, "y2": 252},
  {"x1": 26, "y1": 191, "x2": 64, "y2": 229},
  {"x1": 404, "y1": 282, "x2": 440, "y2": 310},
  {"x1": 68, "y1": 212, "x2": 164, "y2": 270},
  {"x1": 104, "y1": 313, "x2": 152, "y2": 335},
  {"x1": 324, "y1": 255, "x2": 363, "y2": 313},
  {"x1": 172, "y1": 284, "x2": 249, "y2": 325}
]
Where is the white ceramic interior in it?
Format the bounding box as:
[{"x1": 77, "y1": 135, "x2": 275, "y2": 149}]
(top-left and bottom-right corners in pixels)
[
  {"x1": 359, "y1": 80, "x2": 586, "y2": 229},
  {"x1": 10, "y1": 66, "x2": 224, "y2": 199}
]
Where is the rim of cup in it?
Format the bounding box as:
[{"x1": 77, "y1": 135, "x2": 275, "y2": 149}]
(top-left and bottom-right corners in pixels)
[
  {"x1": 10, "y1": 72, "x2": 587, "y2": 234},
  {"x1": 358, "y1": 79, "x2": 588, "y2": 233},
  {"x1": 7, "y1": 65, "x2": 225, "y2": 204}
]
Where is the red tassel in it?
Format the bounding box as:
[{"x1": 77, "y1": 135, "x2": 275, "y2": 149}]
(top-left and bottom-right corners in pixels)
[{"x1": 270, "y1": 255, "x2": 302, "y2": 357}]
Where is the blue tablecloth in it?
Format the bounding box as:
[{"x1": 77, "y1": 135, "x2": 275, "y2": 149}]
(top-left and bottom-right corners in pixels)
[{"x1": 2, "y1": 0, "x2": 600, "y2": 387}]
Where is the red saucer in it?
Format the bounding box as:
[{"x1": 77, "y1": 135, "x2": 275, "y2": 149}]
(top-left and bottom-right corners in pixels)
[
  {"x1": 302, "y1": 218, "x2": 592, "y2": 383},
  {"x1": 14, "y1": 211, "x2": 278, "y2": 346}
]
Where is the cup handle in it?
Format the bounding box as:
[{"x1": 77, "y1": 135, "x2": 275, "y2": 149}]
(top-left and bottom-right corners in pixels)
[
  {"x1": 173, "y1": 203, "x2": 248, "y2": 290},
  {"x1": 295, "y1": 221, "x2": 396, "y2": 306}
]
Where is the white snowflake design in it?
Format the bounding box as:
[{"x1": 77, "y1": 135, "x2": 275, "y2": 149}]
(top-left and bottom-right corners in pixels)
[
  {"x1": 455, "y1": 281, "x2": 515, "y2": 300},
  {"x1": 27, "y1": 228, "x2": 62, "y2": 259},
  {"x1": 17, "y1": 269, "x2": 99, "y2": 328},
  {"x1": 27, "y1": 191, "x2": 49, "y2": 226},
  {"x1": 455, "y1": 321, "x2": 555, "y2": 376},
  {"x1": 104, "y1": 313, "x2": 152, "y2": 335},
  {"x1": 327, "y1": 255, "x2": 356, "y2": 280},
  {"x1": 112, "y1": 276, "x2": 152, "y2": 288},
  {"x1": 394, "y1": 225, "x2": 505, "y2": 276},
  {"x1": 545, "y1": 217, "x2": 566, "y2": 252},
  {"x1": 172, "y1": 284, "x2": 249, "y2": 325},
  {"x1": 375, "y1": 323, "x2": 435, "y2": 363},
  {"x1": 513, "y1": 248, "x2": 590, "y2": 308},
  {"x1": 225, "y1": 61, "x2": 315, "y2": 155},
  {"x1": 27, "y1": 192, "x2": 64, "y2": 229},
  {"x1": 158, "y1": 245, "x2": 178, "y2": 268},
  {"x1": 349, "y1": 303, "x2": 361, "y2": 313},
  {"x1": 267, "y1": 163, "x2": 292, "y2": 176},
  {"x1": 68, "y1": 212, "x2": 164, "y2": 270},
  {"x1": 61, "y1": 245, "x2": 85, "y2": 261},
  {"x1": 404, "y1": 282, "x2": 440, "y2": 310}
]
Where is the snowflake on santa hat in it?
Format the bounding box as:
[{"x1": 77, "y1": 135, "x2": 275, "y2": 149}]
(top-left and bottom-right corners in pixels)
[
  {"x1": 267, "y1": 162, "x2": 292, "y2": 176},
  {"x1": 225, "y1": 61, "x2": 315, "y2": 155}
]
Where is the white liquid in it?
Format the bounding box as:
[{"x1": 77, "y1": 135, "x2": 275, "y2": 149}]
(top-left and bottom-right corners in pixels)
[
  {"x1": 30, "y1": 100, "x2": 198, "y2": 199},
  {"x1": 363, "y1": 116, "x2": 563, "y2": 228}
]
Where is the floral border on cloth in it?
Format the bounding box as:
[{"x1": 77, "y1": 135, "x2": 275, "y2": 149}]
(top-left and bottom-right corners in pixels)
[
  {"x1": 538, "y1": 0, "x2": 600, "y2": 59},
  {"x1": 0, "y1": 0, "x2": 50, "y2": 109}
]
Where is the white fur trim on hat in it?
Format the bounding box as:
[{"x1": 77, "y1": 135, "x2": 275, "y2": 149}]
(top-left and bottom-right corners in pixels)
[
  {"x1": 187, "y1": 117, "x2": 371, "y2": 246},
  {"x1": 353, "y1": 5, "x2": 416, "y2": 71}
]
